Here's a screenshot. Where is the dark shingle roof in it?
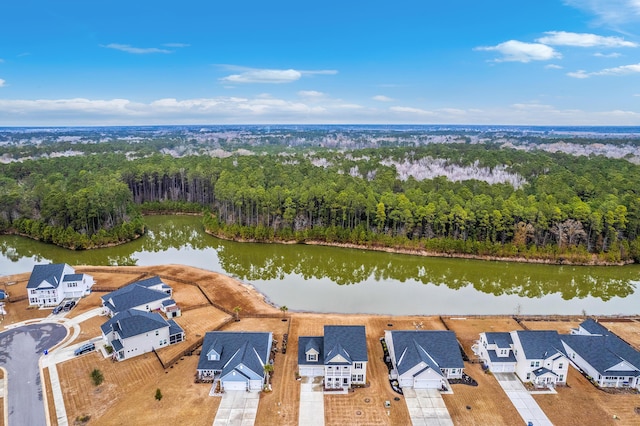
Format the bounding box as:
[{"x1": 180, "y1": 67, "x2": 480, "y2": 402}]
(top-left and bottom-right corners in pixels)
[
  {"x1": 390, "y1": 330, "x2": 464, "y2": 376},
  {"x1": 111, "y1": 339, "x2": 124, "y2": 352},
  {"x1": 27, "y1": 264, "x2": 67, "y2": 289},
  {"x1": 101, "y1": 278, "x2": 170, "y2": 314},
  {"x1": 298, "y1": 336, "x2": 324, "y2": 365},
  {"x1": 485, "y1": 332, "x2": 513, "y2": 348},
  {"x1": 167, "y1": 320, "x2": 184, "y2": 337},
  {"x1": 487, "y1": 350, "x2": 516, "y2": 363},
  {"x1": 324, "y1": 325, "x2": 367, "y2": 364},
  {"x1": 197, "y1": 332, "x2": 272, "y2": 381},
  {"x1": 562, "y1": 334, "x2": 640, "y2": 378},
  {"x1": 100, "y1": 309, "x2": 169, "y2": 339},
  {"x1": 532, "y1": 367, "x2": 557, "y2": 377},
  {"x1": 516, "y1": 330, "x2": 567, "y2": 360},
  {"x1": 579, "y1": 318, "x2": 609, "y2": 336},
  {"x1": 62, "y1": 274, "x2": 84, "y2": 282}
]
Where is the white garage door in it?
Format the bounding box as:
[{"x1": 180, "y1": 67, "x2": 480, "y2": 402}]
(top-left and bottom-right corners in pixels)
[
  {"x1": 414, "y1": 379, "x2": 441, "y2": 389},
  {"x1": 299, "y1": 366, "x2": 325, "y2": 377},
  {"x1": 223, "y1": 381, "x2": 247, "y2": 391}
]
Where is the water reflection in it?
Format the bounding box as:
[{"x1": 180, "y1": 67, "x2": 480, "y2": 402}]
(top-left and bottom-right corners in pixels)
[{"x1": 1, "y1": 216, "x2": 639, "y2": 312}]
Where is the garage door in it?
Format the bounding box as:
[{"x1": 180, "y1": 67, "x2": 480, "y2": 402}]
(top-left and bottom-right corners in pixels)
[
  {"x1": 223, "y1": 381, "x2": 247, "y2": 391},
  {"x1": 299, "y1": 366, "x2": 325, "y2": 377},
  {"x1": 414, "y1": 379, "x2": 441, "y2": 389}
]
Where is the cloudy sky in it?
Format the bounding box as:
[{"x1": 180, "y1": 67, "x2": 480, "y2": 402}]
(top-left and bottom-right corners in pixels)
[{"x1": 1, "y1": 0, "x2": 640, "y2": 125}]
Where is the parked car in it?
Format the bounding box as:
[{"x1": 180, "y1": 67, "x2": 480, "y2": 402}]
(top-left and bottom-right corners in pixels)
[
  {"x1": 63, "y1": 300, "x2": 76, "y2": 311},
  {"x1": 74, "y1": 342, "x2": 95, "y2": 356},
  {"x1": 53, "y1": 305, "x2": 64, "y2": 314}
]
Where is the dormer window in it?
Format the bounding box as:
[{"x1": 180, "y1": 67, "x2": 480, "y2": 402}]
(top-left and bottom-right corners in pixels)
[{"x1": 307, "y1": 353, "x2": 318, "y2": 362}]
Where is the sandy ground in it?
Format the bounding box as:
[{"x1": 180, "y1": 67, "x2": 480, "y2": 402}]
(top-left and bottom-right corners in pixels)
[{"x1": 1, "y1": 265, "x2": 640, "y2": 426}]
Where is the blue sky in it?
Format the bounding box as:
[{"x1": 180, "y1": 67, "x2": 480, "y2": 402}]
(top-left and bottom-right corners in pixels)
[{"x1": 1, "y1": 0, "x2": 639, "y2": 125}]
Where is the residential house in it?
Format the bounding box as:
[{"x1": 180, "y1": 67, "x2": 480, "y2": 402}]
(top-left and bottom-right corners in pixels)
[
  {"x1": 385, "y1": 330, "x2": 464, "y2": 389},
  {"x1": 298, "y1": 325, "x2": 368, "y2": 391},
  {"x1": 562, "y1": 319, "x2": 640, "y2": 389},
  {"x1": 196, "y1": 331, "x2": 273, "y2": 392},
  {"x1": 476, "y1": 332, "x2": 517, "y2": 373},
  {"x1": 511, "y1": 330, "x2": 569, "y2": 386},
  {"x1": 475, "y1": 330, "x2": 569, "y2": 386},
  {"x1": 100, "y1": 309, "x2": 185, "y2": 361},
  {"x1": 101, "y1": 276, "x2": 173, "y2": 317},
  {"x1": 27, "y1": 263, "x2": 94, "y2": 308}
]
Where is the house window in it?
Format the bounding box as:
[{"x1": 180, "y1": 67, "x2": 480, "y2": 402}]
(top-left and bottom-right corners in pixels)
[
  {"x1": 530, "y1": 361, "x2": 535, "y2": 367},
  {"x1": 526, "y1": 373, "x2": 531, "y2": 380},
  {"x1": 307, "y1": 353, "x2": 317, "y2": 362},
  {"x1": 558, "y1": 363, "x2": 563, "y2": 369},
  {"x1": 156, "y1": 330, "x2": 159, "y2": 336},
  {"x1": 559, "y1": 374, "x2": 564, "y2": 381},
  {"x1": 354, "y1": 362, "x2": 363, "y2": 369},
  {"x1": 343, "y1": 378, "x2": 348, "y2": 385},
  {"x1": 356, "y1": 375, "x2": 363, "y2": 382}
]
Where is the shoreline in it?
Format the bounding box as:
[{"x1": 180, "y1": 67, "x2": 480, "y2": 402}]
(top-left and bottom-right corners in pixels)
[{"x1": 204, "y1": 229, "x2": 633, "y2": 267}]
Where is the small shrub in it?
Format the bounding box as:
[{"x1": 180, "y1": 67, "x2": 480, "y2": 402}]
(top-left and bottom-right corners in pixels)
[
  {"x1": 155, "y1": 388, "x2": 163, "y2": 401},
  {"x1": 90, "y1": 369, "x2": 104, "y2": 386}
]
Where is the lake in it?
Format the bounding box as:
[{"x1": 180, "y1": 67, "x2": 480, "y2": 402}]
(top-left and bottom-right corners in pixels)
[{"x1": 1, "y1": 215, "x2": 638, "y2": 316}]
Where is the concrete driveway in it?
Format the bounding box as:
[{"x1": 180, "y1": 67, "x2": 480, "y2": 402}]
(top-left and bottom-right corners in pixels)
[
  {"x1": 494, "y1": 373, "x2": 553, "y2": 426},
  {"x1": 403, "y1": 388, "x2": 454, "y2": 426},
  {"x1": 213, "y1": 390, "x2": 260, "y2": 426},
  {"x1": 0, "y1": 323, "x2": 67, "y2": 426},
  {"x1": 299, "y1": 376, "x2": 324, "y2": 426}
]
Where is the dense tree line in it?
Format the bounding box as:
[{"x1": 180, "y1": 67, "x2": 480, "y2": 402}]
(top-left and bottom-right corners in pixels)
[{"x1": 1, "y1": 143, "x2": 639, "y2": 262}]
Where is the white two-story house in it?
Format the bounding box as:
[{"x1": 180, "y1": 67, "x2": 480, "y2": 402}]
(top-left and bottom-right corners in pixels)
[
  {"x1": 101, "y1": 276, "x2": 173, "y2": 317},
  {"x1": 475, "y1": 332, "x2": 517, "y2": 373},
  {"x1": 298, "y1": 325, "x2": 368, "y2": 391},
  {"x1": 27, "y1": 263, "x2": 94, "y2": 308}
]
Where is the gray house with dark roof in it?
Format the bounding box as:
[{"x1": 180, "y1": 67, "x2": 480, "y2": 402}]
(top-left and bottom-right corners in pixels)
[
  {"x1": 385, "y1": 330, "x2": 464, "y2": 389},
  {"x1": 511, "y1": 330, "x2": 569, "y2": 386},
  {"x1": 100, "y1": 309, "x2": 184, "y2": 361},
  {"x1": 27, "y1": 263, "x2": 94, "y2": 308},
  {"x1": 562, "y1": 319, "x2": 640, "y2": 389},
  {"x1": 298, "y1": 325, "x2": 368, "y2": 391},
  {"x1": 197, "y1": 331, "x2": 273, "y2": 392},
  {"x1": 101, "y1": 276, "x2": 173, "y2": 317}
]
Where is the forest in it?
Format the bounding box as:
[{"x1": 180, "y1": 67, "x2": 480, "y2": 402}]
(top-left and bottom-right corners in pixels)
[{"x1": 1, "y1": 132, "x2": 639, "y2": 264}]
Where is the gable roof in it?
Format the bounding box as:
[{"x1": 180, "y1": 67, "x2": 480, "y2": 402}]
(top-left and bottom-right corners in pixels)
[
  {"x1": 390, "y1": 330, "x2": 464, "y2": 376},
  {"x1": 579, "y1": 318, "x2": 609, "y2": 336},
  {"x1": 27, "y1": 263, "x2": 67, "y2": 289},
  {"x1": 515, "y1": 330, "x2": 567, "y2": 360},
  {"x1": 562, "y1": 334, "x2": 640, "y2": 378},
  {"x1": 100, "y1": 309, "x2": 173, "y2": 339},
  {"x1": 197, "y1": 331, "x2": 272, "y2": 381},
  {"x1": 324, "y1": 325, "x2": 367, "y2": 364},
  {"x1": 298, "y1": 336, "x2": 324, "y2": 365},
  {"x1": 101, "y1": 277, "x2": 170, "y2": 314},
  {"x1": 484, "y1": 332, "x2": 513, "y2": 348}
]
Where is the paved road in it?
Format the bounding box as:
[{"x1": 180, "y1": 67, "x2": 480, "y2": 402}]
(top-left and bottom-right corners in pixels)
[{"x1": 0, "y1": 323, "x2": 67, "y2": 426}]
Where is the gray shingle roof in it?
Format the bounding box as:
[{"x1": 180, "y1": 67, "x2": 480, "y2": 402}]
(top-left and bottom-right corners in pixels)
[
  {"x1": 485, "y1": 332, "x2": 513, "y2": 348},
  {"x1": 167, "y1": 320, "x2": 184, "y2": 337},
  {"x1": 532, "y1": 367, "x2": 557, "y2": 377},
  {"x1": 298, "y1": 336, "x2": 324, "y2": 365},
  {"x1": 515, "y1": 330, "x2": 567, "y2": 360},
  {"x1": 486, "y1": 350, "x2": 516, "y2": 363},
  {"x1": 324, "y1": 325, "x2": 367, "y2": 364},
  {"x1": 562, "y1": 334, "x2": 640, "y2": 378},
  {"x1": 100, "y1": 309, "x2": 170, "y2": 339},
  {"x1": 197, "y1": 332, "x2": 272, "y2": 381},
  {"x1": 101, "y1": 277, "x2": 171, "y2": 314},
  {"x1": 27, "y1": 263, "x2": 67, "y2": 289},
  {"x1": 579, "y1": 318, "x2": 609, "y2": 336},
  {"x1": 390, "y1": 330, "x2": 464, "y2": 376},
  {"x1": 62, "y1": 274, "x2": 84, "y2": 282}
]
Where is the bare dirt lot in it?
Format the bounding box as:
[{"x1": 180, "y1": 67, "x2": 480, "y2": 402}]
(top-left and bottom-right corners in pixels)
[{"x1": 2, "y1": 265, "x2": 640, "y2": 426}]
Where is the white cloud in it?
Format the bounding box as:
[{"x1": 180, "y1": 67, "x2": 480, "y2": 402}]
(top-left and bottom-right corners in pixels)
[
  {"x1": 545, "y1": 64, "x2": 564, "y2": 69},
  {"x1": 163, "y1": 43, "x2": 190, "y2": 48},
  {"x1": 298, "y1": 90, "x2": 325, "y2": 98},
  {"x1": 0, "y1": 59, "x2": 4, "y2": 63},
  {"x1": 390, "y1": 106, "x2": 434, "y2": 115},
  {"x1": 474, "y1": 40, "x2": 561, "y2": 62},
  {"x1": 594, "y1": 52, "x2": 623, "y2": 57},
  {"x1": 567, "y1": 62, "x2": 640, "y2": 77},
  {"x1": 103, "y1": 43, "x2": 172, "y2": 54},
  {"x1": 0, "y1": 79, "x2": 5, "y2": 87},
  {"x1": 372, "y1": 95, "x2": 393, "y2": 102},
  {"x1": 220, "y1": 68, "x2": 337, "y2": 84},
  {"x1": 564, "y1": 0, "x2": 640, "y2": 25},
  {"x1": 536, "y1": 31, "x2": 638, "y2": 47}
]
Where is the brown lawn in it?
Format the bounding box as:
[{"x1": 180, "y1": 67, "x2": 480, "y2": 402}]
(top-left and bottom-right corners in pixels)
[
  {"x1": 598, "y1": 319, "x2": 640, "y2": 349},
  {"x1": 520, "y1": 319, "x2": 583, "y2": 334},
  {"x1": 4, "y1": 264, "x2": 640, "y2": 426},
  {"x1": 534, "y1": 365, "x2": 640, "y2": 426}
]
